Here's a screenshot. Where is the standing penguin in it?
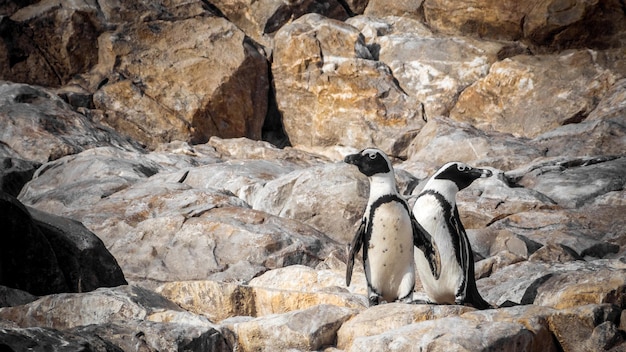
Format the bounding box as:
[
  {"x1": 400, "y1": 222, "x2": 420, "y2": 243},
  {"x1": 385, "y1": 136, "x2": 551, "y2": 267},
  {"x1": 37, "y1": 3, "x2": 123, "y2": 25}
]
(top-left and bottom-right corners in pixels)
[
  {"x1": 412, "y1": 162, "x2": 493, "y2": 310},
  {"x1": 345, "y1": 148, "x2": 440, "y2": 306}
]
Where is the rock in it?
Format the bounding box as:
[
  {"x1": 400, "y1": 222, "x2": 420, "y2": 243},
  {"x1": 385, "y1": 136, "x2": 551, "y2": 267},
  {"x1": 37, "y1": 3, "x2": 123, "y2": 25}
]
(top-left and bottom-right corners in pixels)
[
  {"x1": 370, "y1": 22, "x2": 515, "y2": 118},
  {"x1": 364, "y1": 1, "x2": 424, "y2": 18},
  {"x1": 248, "y1": 265, "x2": 366, "y2": 296},
  {"x1": 0, "y1": 82, "x2": 140, "y2": 163},
  {"x1": 450, "y1": 50, "x2": 623, "y2": 139},
  {"x1": 272, "y1": 13, "x2": 424, "y2": 156},
  {"x1": 547, "y1": 304, "x2": 624, "y2": 352},
  {"x1": 0, "y1": 191, "x2": 68, "y2": 295},
  {"x1": 478, "y1": 259, "x2": 626, "y2": 307},
  {"x1": 208, "y1": 0, "x2": 349, "y2": 46},
  {"x1": 423, "y1": 0, "x2": 626, "y2": 51},
  {"x1": 0, "y1": 286, "x2": 37, "y2": 308},
  {"x1": 156, "y1": 280, "x2": 366, "y2": 323},
  {"x1": 28, "y1": 206, "x2": 127, "y2": 293},
  {"x1": 0, "y1": 326, "x2": 124, "y2": 352},
  {"x1": 348, "y1": 316, "x2": 534, "y2": 352},
  {"x1": 588, "y1": 78, "x2": 626, "y2": 120},
  {"x1": 532, "y1": 116, "x2": 626, "y2": 158},
  {"x1": 0, "y1": 285, "x2": 228, "y2": 351},
  {"x1": 462, "y1": 304, "x2": 560, "y2": 352},
  {"x1": 404, "y1": 117, "x2": 544, "y2": 171},
  {"x1": 0, "y1": 157, "x2": 40, "y2": 196},
  {"x1": 93, "y1": 15, "x2": 269, "y2": 148},
  {"x1": 336, "y1": 303, "x2": 474, "y2": 350},
  {"x1": 515, "y1": 156, "x2": 626, "y2": 209},
  {"x1": 0, "y1": 1, "x2": 104, "y2": 86},
  {"x1": 251, "y1": 162, "x2": 368, "y2": 243},
  {"x1": 228, "y1": 304, "x2": 355, "y2": 351}
]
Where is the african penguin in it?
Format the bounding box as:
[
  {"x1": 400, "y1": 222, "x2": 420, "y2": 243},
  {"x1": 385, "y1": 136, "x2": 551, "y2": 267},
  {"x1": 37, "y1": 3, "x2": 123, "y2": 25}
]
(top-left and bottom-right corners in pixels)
[
  {"x1": 412, "y1": 162, "x2": 493, "y2": 310},
  {"x1": 345, "y1": 148, "x2": 441, "y2": 306}
]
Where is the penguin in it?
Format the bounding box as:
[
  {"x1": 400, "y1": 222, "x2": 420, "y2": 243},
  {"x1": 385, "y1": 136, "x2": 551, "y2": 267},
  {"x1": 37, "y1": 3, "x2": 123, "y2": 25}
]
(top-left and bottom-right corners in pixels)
[
  {"x1": 345, "y1": 148, "x2": 440, "y2": 306},
  {"x1": 412, "y1": 162, "x2": 493, "y2": 310}
]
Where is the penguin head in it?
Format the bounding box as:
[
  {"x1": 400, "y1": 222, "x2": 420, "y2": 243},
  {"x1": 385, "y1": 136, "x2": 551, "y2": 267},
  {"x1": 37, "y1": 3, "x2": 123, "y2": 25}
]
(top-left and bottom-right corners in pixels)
[
  {"x1": 344, "y1": 148, "x2": 392, "y2": 177},
  {"x1": 432, "y1": 162, "x2": 492, "y2": 191}
]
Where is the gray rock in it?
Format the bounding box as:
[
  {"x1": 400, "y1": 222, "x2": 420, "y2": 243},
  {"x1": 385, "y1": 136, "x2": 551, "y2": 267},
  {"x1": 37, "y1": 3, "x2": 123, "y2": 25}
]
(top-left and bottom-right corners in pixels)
[
  {"x1": 0, "y1": 157, "x2": 40, "y2": 197},
  {"x1": 0, "y1": 286, "x2": 37, "y2": 308}
]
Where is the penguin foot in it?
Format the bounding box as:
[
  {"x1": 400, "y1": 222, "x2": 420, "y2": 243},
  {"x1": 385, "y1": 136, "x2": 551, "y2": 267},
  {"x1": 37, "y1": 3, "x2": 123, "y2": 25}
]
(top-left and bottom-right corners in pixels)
[
  {"x1": 410, "y1": 298, "x2": 437, "y2": 305},
  {"x1": 368, "y1": 295, "x2": 386, "y2": 306}
]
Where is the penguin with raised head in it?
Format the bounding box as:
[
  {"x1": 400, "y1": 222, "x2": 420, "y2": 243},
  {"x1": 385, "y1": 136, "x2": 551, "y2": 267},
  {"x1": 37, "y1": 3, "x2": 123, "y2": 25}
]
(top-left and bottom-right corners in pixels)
[
  {"x1": 412, "y1": 162, "x2": 493, "y2": 310},
  {"x1": 345, "y1": 148, "x2": 440, "y2": 306}
]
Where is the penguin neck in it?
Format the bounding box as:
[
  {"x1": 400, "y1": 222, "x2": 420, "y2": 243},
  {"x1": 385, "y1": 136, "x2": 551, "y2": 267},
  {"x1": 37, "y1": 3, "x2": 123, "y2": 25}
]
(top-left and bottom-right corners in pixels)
[
  {"x1": 368, "y1": 173, "x2": 399, "y2": 200},
  {"x1": 422, "y1": 179, "x2": 458, "y2": 207}
]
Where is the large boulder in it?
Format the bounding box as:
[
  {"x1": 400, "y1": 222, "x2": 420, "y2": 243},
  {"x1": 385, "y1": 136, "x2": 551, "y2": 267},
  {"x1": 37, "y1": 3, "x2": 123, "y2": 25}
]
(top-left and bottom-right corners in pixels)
[
  {"x1": 272, "y1": 13, "x2": 425, "y2": 157},
  {"x1": 93, "y1": 15, "x2": 269, "y2": 148}
]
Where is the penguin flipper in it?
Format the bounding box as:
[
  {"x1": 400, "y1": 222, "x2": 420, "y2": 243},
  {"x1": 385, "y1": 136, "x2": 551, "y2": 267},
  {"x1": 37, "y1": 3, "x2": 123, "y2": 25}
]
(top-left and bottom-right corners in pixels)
[
  {"x1": 451, "y1": 208, "x2": 492, "y2": 310},
  {"x1": 411, "y1": 217, "x2": 441, "y2": 279},
  {"x1": 346, "y1": 218, "x2": 366, "y2": 287}
]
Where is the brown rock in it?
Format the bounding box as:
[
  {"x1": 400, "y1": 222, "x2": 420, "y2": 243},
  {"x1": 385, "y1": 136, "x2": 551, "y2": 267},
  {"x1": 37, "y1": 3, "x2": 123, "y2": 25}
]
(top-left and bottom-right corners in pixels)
[
  {"x1": 364, "y1": 0, "x2": 424, "y2": 19},
  {"x1": 450, "y1": 50, "x2": 621, "y2": 139},
  {"x1": 272, "y1": 13, "x2": 424, "y2": 157},
  {"x1": 547, "y1": 304, "x2": 623, "y2": 352},
  {"x1": 1, "y1": 0, "x2": 103, "y2": 86},
  {"x1": 208, "y1": 0, "x2": 349, "y2": 46},
  {"x1": 93, "y1": 16, "x2": 269, "y2": 148}
]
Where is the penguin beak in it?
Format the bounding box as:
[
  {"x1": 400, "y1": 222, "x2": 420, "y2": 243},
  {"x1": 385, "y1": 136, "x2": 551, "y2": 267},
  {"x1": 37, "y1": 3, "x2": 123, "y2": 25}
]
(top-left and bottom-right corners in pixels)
[{"x1": 344, "y1": 153, "x2": 361, "y2": 166}]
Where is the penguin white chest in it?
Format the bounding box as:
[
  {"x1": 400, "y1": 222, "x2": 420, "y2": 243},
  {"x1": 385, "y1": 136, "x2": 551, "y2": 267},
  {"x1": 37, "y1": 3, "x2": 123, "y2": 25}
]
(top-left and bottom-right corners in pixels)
[
  {"x1": 413, "y1": 196, "x2": 463, "y2": 304},
  {"x1": 366, "y1": 202, "x2": 415, "y2": 301}
]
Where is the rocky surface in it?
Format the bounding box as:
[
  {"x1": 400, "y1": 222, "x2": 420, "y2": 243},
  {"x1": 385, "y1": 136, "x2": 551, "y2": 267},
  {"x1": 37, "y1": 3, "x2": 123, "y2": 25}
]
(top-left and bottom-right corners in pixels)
[{"x1": 1, "y1": 0, "x2": 625, "y2": 351}]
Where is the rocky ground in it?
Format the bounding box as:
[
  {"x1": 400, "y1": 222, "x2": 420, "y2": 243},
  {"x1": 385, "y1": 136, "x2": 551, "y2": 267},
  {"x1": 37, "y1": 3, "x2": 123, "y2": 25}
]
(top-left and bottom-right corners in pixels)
[{"x1": 1, "y1": 0, "x2": 626, "y2": 351}]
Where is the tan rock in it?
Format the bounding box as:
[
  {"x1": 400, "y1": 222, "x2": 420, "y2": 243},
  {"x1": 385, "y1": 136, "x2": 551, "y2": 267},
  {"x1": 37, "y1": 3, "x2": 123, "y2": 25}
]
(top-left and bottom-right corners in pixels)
[
  {"x1": 337, "y1": 303, "x2": 474, "y2": 350},
  {"x1": 229, "y1": 304, "x2": 356, "y2": 352},
  {"x1": 450, "y1": 50, "x2": 621, "y2": 139},
  {"x1": 94, "y1": 16, "x2": 268, "y2": 148},
  {"x1": 364, "y1": 0, "x2": 424, "y2": 18},
  {"x1": 462, "y1": 304, "x2": 560, "y2": 352},
  {"x1": 547, "y1": 304, "x2": 624, "y2": 352},
  {"x1": 272, "y1": 13, "x2": 424, "y2": 157},
  {"x1": 156, "y1": 280, "x2": 366, "y2": 322},
  {"x1": 208, "y1": 0, "x2": 349, "y2": 46},
  {"x1": 348, "y1": 316, "x2": 534, "y2": 352}
]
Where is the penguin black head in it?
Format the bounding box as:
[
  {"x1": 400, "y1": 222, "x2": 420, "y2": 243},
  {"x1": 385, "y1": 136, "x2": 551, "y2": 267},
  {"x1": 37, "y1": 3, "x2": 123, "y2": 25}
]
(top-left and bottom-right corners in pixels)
[
  {"x1": 344, "y1": 148, "x2": 392, "y2": 177},
  {"x1": 433, "y1": 162, "x2": 492, "y2": 190}
]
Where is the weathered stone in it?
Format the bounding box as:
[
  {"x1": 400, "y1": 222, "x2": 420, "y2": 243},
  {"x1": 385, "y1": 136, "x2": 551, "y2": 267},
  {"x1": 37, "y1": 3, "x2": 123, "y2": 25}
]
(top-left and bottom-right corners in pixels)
[
  {"x1": 0, "y1": 191, "x2": 68, "y2": 295},
  {"x1": 0, "y1": 326, "x2": 124, "y2": 352},
  {"x1": 28, "y1": 206, "x2": 127, "y2": 293},
  {"x1": 0, "y1": 285, "x2": 214, "y2": 329},
  {"x1": 251, "y1": 162, "x2": 368, "y2": 244},
  {"x1": 248, "y1": 265, "x2": 366, "y2": 296},
  {"x1": 0, "y1": 157, "x2": 40, "y2": 197},
  {"x1": 208, "y1": 0, "x2": 349, "y2": 46},
  {"x1": 450, "y1": 50, "x2": 622, "y2": 139},
  {"x1": 349, "y1": 316, "x2": 534, "y2": 352},
  {"x1": 462, "y1": 304, "x2": 560, "y2": 352},
  {"x1": 515, "y1": 156, "x2": 626, "y2": 209},
  {"x1": 273, "y1": 13, "x2": 424, "y2": 156},
  {"x1": 479, "y1": 260, "x2": 626, "y2": 307},
  {"x1": 405, "y1": 117, "x2": 544, "y2": 171},
  {"x1": 0, "y1": 82, "x2": 140, "y2": 163},
  {"x1": 1, "y1": 1, "x2": 104, "y2": 86},
  {"x1": 547, "y1": 304, "x2": 624, "y2": 352},
  {"x1": 156, "y1": 280, "x2": 366, "y2": 323},
  {"x1": 337, "y1": 303, "x2": 474, "y2": 350},
  {"x1": 475, "y1": 250, "x2": 526, "y2": 279},
  {"x1": 0, "y1": 285, "x2": 228, "y2": 351},
  {"x1": 0, "y1": 286, "x2": 37, "y2": 308},
  {"x1": 229, "y1": 304, "x2": 355, "y2": 352},
  {"x1": 364, "y1": 0, "x2": 424, "y2": 19},
  {"x1": 93, "y1": 15, "x2": 269, "y2": 148},
  {"x1": 423, "y1": 0, "x2": 626, "y2": 50},
  {"x1": 588, "y1": 78, "x2": 626, "y2": 120}
]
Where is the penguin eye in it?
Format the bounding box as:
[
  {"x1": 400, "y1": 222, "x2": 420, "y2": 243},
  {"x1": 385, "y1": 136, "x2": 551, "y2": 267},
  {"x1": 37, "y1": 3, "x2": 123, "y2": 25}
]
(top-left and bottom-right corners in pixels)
[
  {"x1": 457, "y1": 164, "x2": 469, "y2": 172},
  {"x1": 368, "y1": 153, "x2": 377, "y2": 160}
]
